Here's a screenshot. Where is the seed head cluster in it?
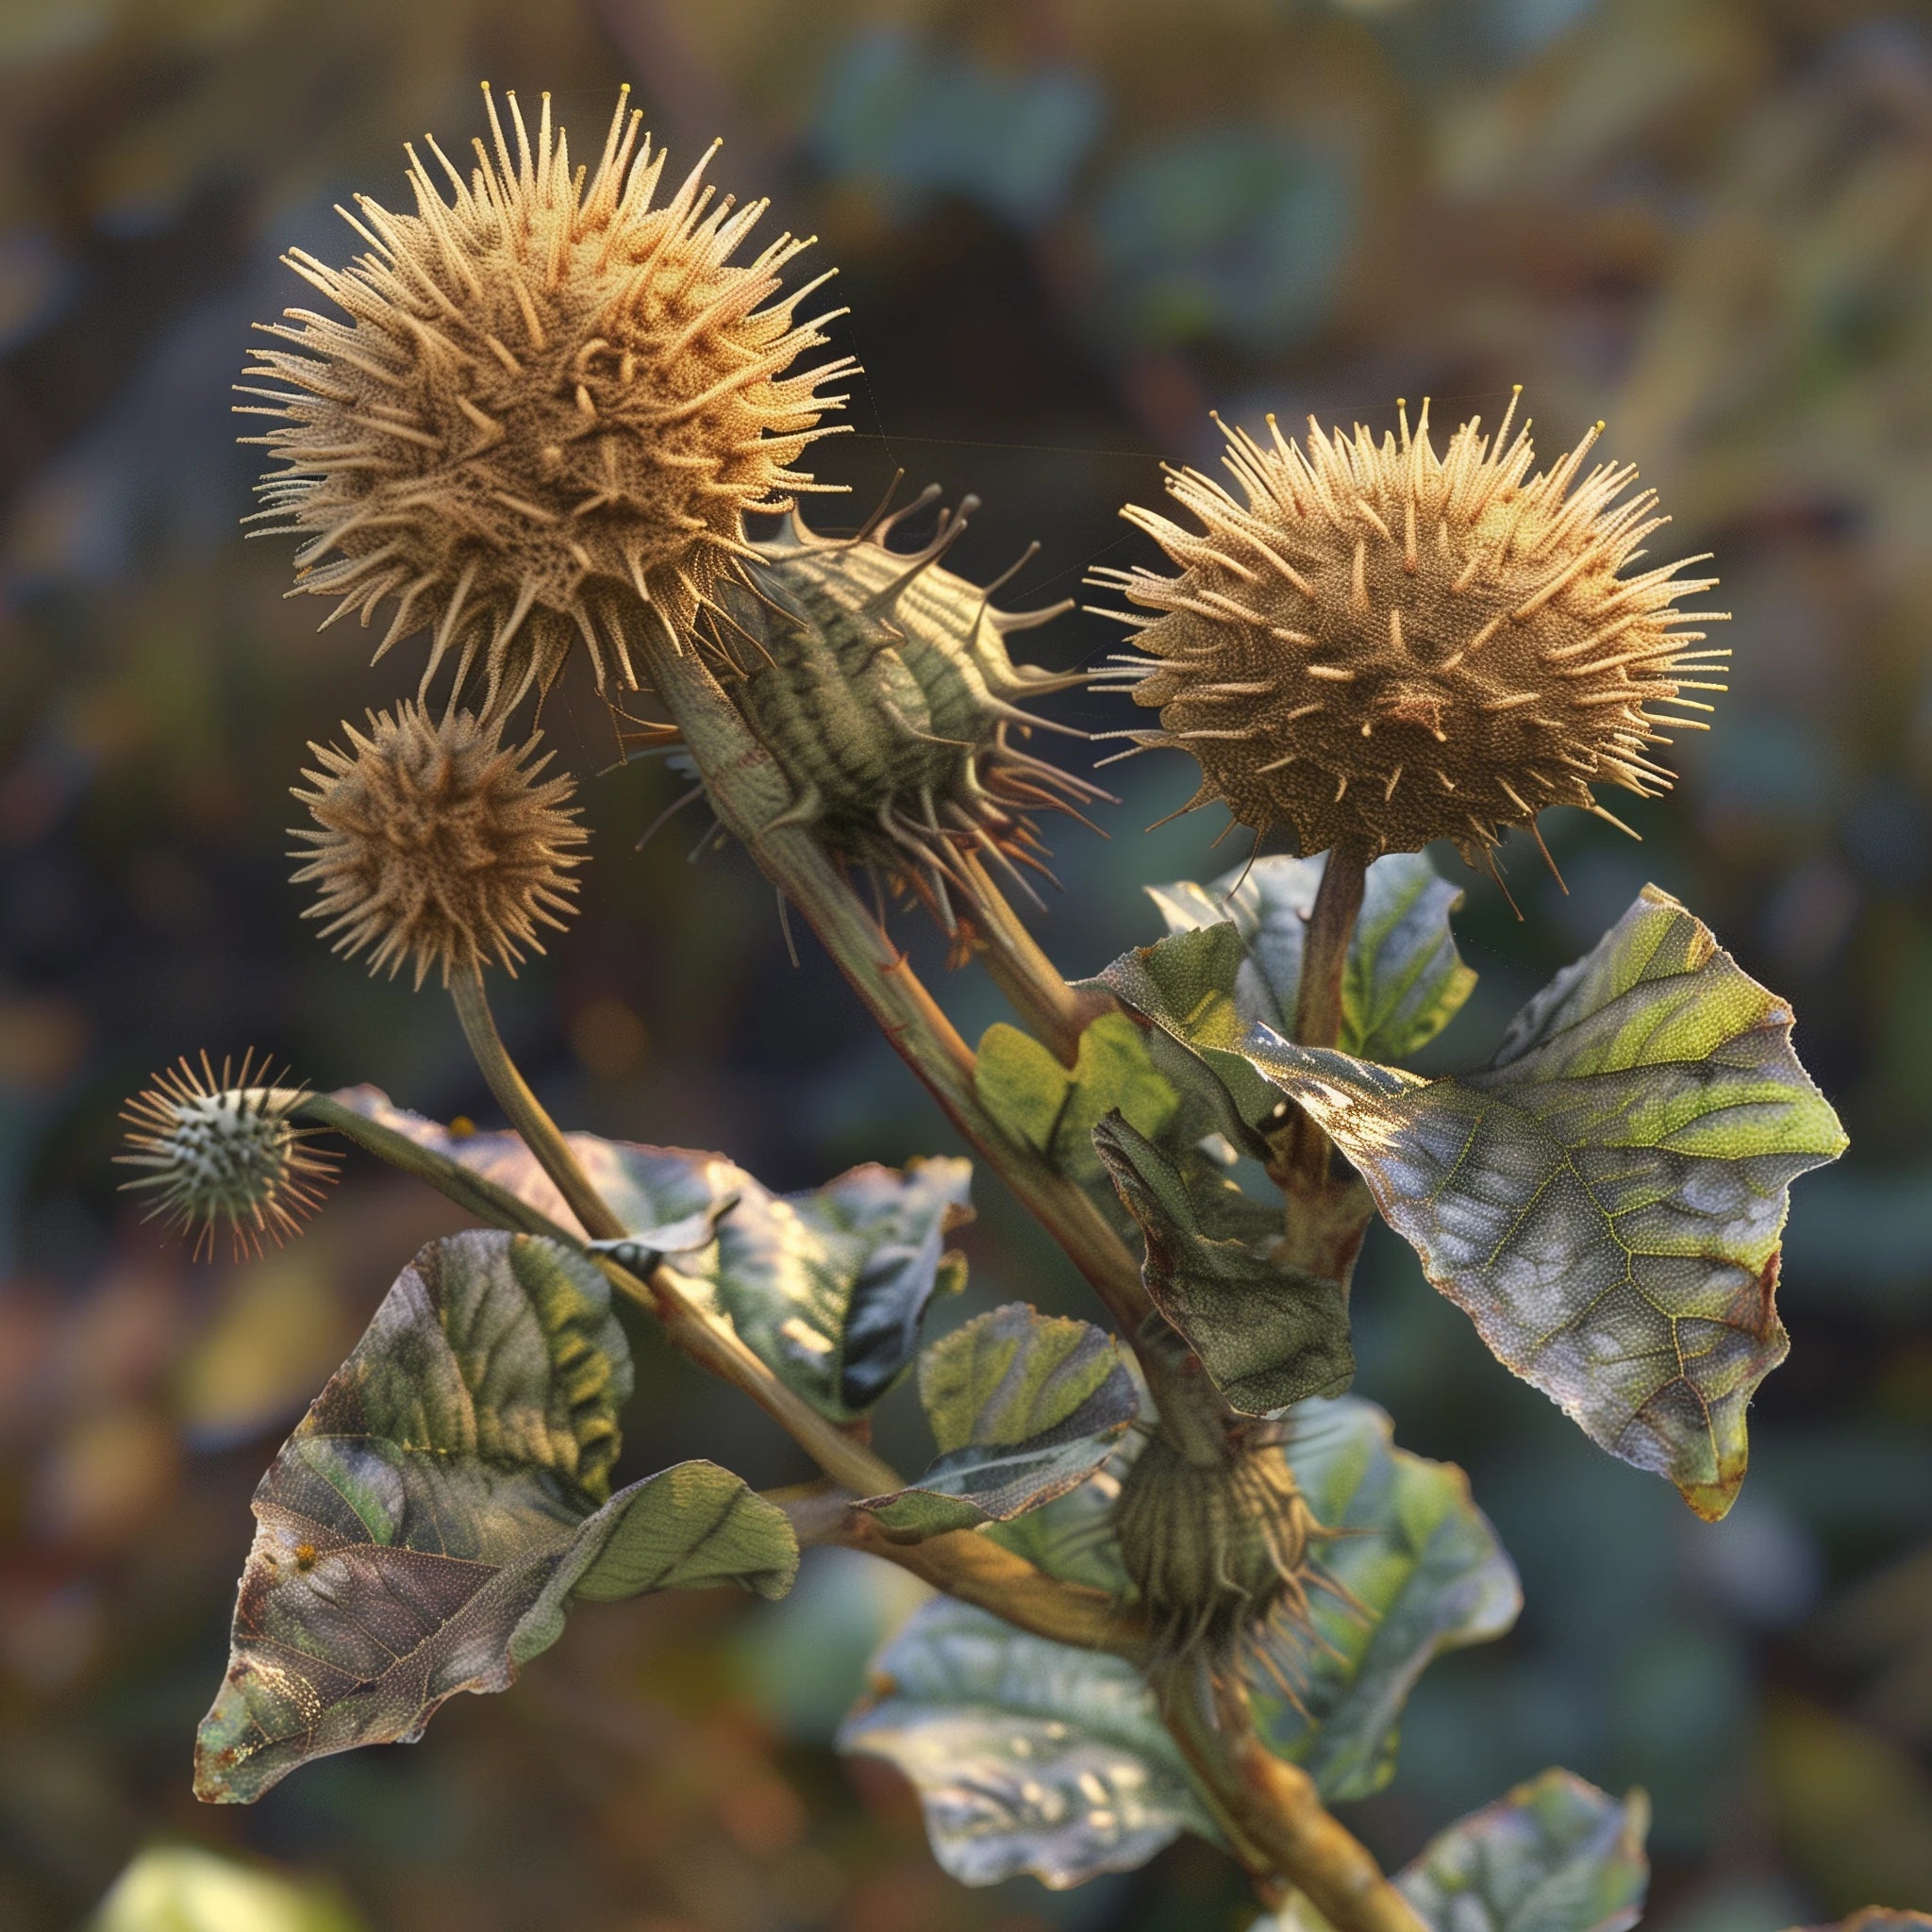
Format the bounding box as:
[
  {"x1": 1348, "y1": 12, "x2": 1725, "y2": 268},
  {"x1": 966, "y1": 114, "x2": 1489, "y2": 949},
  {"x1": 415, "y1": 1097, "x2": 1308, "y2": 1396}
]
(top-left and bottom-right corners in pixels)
[
  {"x1": 243, "y1": 85, "x2": 851, "y2": 716},
  {"x1": 1093, "y1": 393, "x2": 1728, "y2": 869},
  {"x1": 118, "y1": 1051, "x2": 337, "y2": 1261},
  {"x1": 291, "y1": 704, "x2": 585, "y2": 988}
]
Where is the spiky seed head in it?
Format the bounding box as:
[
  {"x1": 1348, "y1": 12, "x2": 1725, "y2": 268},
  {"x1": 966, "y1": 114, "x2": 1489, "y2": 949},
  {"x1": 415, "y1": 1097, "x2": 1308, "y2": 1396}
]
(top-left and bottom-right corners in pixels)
[
  {"x1": 1092, "y1": 393, "x2": 1729, "y2": 866},
  {"x1": 1112, "y1": 1425, "x2": 1322, "y2": 1660},
  {"x1": 243, "y1": 84, "x2": 853, "y2": 717},
  {"x1": 291, "y1": 703, "x2": 585, "y2": 988},
  {"x1": 660, "y1": 491, "x2": 1108, "y2": 944},
  {"x1": 118, "y1": 1051, "x2": 337, "y2": 1261}
]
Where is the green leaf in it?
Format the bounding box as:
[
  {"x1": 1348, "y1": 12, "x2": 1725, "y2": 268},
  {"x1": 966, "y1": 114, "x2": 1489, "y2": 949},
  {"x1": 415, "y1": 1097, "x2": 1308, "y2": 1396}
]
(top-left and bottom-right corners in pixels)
[
  {"x1": 1242, "y1": 1397, "x2": 1521, "y2": 1796},
  {"x1": 1269, "y1": 1769, "x2": 1649, "y2": 1932},
  {"x1": 858, "y1": 1304, "x2": 1139, "y2": 1538},
  {"x1": 338, "y1": 1092, "x2": 972, "y2": 1421},
  {"x1": 1147, "y1": 851, "x2": 1474, "y2": 1063},
  {"x1": 1085, "y1": 922, "x2": 1284, "y2": 1144},
  {"x1": 838, "y1": 1595, "x2": 1212, "y2": 1889},
  {"x1": 193, "y1": 1230, "x2": 795, "y2": 1803},
  {"x1": 845, "y1": 1396, "x2": 1517, "y2": 1877},
  {"x1": 1240, "y1": 886, "x2": 1849, "y2": 1520},
  {"x1": 1091, "y1": 1112, "x2": 1353, "y2": 1412},
  {"x1": 87, "y1": 1844, "x2": 365, "y2": 1932},
  {"x1": 508, "y1": 1458, "x2": 800, "y2": 1661},
  {"x1": 974, "y1": 1011, "x2": 1179, "y2": 1182},
  {"x1": 1398, "y1": 1770, "x2": 1649, "y2": 1932}
]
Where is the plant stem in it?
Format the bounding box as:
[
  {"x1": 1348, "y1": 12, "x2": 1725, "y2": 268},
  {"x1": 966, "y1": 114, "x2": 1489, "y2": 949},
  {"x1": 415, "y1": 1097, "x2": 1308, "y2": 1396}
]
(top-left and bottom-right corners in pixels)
[
  {"x1": 447, "y1": 960, "x2": 628, "y2": 1243},
  {"x1": 835, "y1": 1510, "x2": 1148, "y2": 1658},
  {"x1": 1274, "y1": 846, "x2": 1375, "y2": 1281},
  {"x1": 957, "y1": 851, "x2": 1111, "y2": 1066},
  {"x1": 1158, "y1": 1666, "x2": 1426, "y2": 1932},
  {"x1": 1292, "y1": 844, "x2": 1367, "y2": 1057},
  {"x1": 625, "y1": 608, "x2": 1413, "y2": 1923},
  {"x1": 286, "y1": 1088, "x2": 1138, "y2": 1654},
  {"x1": 628, "y1": 612, "x2": 1160, "y2": 1346}
]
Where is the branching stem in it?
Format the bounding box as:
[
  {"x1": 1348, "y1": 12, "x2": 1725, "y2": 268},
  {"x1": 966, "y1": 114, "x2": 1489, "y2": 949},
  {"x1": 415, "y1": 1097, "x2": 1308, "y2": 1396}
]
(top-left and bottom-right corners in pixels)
[
  {"x1": 287, "y1": 1085, "x2": 1131, "y2": 1652},
  {"x1": 625, "y1": 607, "x2": 1413, "y2": 1930},
  {"x1": 628, "y1": 613, "x2": 1164, "y2": 1350}
]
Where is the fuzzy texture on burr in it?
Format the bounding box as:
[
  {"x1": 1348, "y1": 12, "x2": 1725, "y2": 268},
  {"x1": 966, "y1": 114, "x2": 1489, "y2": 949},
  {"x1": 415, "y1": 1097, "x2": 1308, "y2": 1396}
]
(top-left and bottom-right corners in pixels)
[
  {"x1": 118, "y1": 1051, "x2": 337, "y2": 1261},
  {"x1": 651, "y1": 491, "x2": 1108, "y2": 941},
  {"x1": 1112, "y1": 1425, "x2": 1324, "y2": 1662},
  {"x1": 1091, "y1": 394, "x2": 1729, "y2": 863},
  {"x1": 242, "y1": 84, "x2": 853, "y2": 716},
  {"x1": 291, "y1": 704, "x2": 585, "y2": 988}
]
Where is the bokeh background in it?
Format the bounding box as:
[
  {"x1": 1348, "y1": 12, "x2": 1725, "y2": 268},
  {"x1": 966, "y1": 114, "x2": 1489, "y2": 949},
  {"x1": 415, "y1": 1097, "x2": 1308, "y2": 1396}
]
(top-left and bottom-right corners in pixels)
[{"x1": 3, "y1": 0, "x2": 1931, "y2": 1926}]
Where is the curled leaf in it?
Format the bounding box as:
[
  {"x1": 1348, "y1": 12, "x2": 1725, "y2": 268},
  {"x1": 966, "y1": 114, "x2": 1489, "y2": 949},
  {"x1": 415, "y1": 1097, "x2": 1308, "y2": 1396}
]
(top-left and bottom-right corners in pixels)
[
  {"x1": 1091, "y1": 1111, "x2": 1353, "y2": 1412},
  {"x1": 858, "y1": 1303, "x2": 1138, "y2": 1539}
]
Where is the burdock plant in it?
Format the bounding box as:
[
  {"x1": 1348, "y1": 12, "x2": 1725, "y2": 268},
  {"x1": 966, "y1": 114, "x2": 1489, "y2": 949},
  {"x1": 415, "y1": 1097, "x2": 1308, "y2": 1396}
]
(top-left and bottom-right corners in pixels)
[{"x1": 130, "y1": 89, "x2": 1874, "y2": 1932}]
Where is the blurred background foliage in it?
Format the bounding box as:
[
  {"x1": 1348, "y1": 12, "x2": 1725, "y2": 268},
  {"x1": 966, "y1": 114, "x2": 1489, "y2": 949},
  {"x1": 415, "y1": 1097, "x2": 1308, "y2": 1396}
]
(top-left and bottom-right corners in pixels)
[{"x1": 1, "y1": 0, "x2": 1929, "y2": 1926}]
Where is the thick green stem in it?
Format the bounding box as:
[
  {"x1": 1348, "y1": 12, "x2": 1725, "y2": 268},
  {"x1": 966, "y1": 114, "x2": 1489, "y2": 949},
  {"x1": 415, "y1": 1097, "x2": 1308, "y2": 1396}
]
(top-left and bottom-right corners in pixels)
[{"x1": 447, "y1": 960, "x2": 628, "y2": 1243}]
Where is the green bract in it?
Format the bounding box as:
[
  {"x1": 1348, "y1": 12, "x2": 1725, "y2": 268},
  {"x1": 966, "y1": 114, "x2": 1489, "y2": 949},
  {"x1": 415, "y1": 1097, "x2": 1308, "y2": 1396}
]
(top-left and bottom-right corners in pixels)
[
  {"x1": 1093, "y1": 1110, "x2": 1353, "y2": 1412},
  {"x1": 194, "y1": 1231, "x2": 796, "y2": 1803},
  {"x1": 974, "y1": 1009, "x2": 1179, "y2": 1182},
  {"x1": 1241, "y1": 886, "x2": 1848, "y2": 1518}
]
